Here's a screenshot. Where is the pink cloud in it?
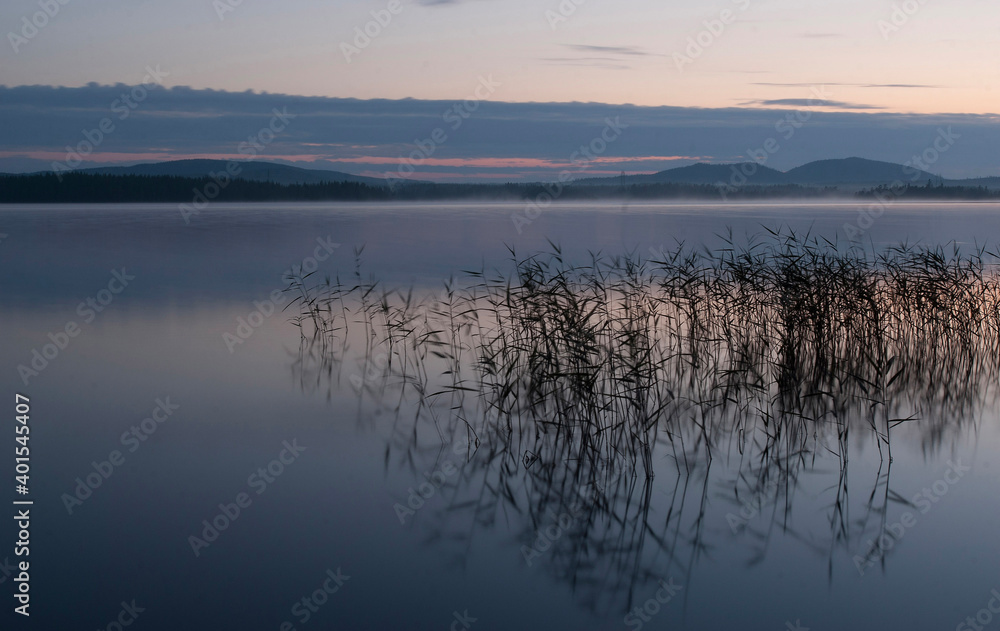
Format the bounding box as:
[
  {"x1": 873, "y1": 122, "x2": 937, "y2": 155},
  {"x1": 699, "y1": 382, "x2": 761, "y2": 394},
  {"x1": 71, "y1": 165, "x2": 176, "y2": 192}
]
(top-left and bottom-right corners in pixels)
[{"x1": 323, "y1": 155, "x2": 706, "y2": 169}]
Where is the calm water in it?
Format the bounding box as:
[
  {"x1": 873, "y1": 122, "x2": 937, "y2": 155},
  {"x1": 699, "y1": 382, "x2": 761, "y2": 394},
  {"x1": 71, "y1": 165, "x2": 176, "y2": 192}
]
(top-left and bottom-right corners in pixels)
[{"x1": 2, "y1": 201, "x2": 999, "y2": 630}]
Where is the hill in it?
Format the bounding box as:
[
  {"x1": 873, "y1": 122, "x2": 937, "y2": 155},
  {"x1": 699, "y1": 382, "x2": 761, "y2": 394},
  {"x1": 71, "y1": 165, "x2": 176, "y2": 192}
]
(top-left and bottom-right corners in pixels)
[
  {"x1": 75, "y1": 159, "x2": 386, "y2": 186},
  {"x1": 784, "y1": 157, "x2": 940, "y2": 185},
  {"x1": 579, "y1": 157, "x2": 947, "y2": 189},
  {"x1": 584, "y1": 162, "x2": 789, "y2": 186}
]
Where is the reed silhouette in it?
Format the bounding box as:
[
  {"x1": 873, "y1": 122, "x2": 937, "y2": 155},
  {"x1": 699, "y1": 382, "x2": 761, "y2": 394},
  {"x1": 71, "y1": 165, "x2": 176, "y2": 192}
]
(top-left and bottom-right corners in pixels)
[{"x1": 285, "y1": 228, "x2": 1000, "y2": 615}]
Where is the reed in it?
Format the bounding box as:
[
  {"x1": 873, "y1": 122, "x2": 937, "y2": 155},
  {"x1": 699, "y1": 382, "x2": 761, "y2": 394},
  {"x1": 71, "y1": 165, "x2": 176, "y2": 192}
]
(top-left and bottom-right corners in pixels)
[
  {"x1": 290, "y1": 228, "x2": 999, "y2": 470},
  {"x1": 286, "y1": 228, "x2": 1000, "y2": 609}
]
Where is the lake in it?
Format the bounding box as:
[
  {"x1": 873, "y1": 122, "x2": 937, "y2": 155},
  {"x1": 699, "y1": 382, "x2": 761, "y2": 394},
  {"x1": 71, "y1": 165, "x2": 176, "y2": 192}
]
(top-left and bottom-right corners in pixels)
[{"x1": 1, "y1": 201, "x2": 999, "y2": 630}]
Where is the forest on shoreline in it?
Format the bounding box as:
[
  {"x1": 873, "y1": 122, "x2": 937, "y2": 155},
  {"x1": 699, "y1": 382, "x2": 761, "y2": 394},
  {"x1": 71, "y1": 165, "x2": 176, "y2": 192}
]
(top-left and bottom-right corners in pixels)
[{"x1": 1, "y1": 172, "x2": 997, "y2": 203}]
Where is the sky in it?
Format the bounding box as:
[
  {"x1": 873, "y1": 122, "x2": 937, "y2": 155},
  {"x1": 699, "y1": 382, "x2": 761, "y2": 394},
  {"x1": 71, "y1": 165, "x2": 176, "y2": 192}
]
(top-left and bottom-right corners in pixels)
[{"x1": 1, "y1": 0, "x2": 998, "y2": 180}]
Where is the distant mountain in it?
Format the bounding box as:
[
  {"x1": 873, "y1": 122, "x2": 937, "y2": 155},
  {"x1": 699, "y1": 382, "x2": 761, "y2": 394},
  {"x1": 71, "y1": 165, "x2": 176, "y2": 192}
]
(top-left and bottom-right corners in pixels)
[
  {"x1": 647, "y1": 162, "x2": 788, "y2": 185},
  {"x1": 584, "y1": 162, "x2": 789, "y2": 186},
  {"x1": 74, "y1": 159, "x2": 387, "y2": 186},
  {"x1": 784, "y1": 157, "x2": 940, "y2": 185},
  {"x1": 579, "y1": 157, "x2": 947, "y2": 189}
]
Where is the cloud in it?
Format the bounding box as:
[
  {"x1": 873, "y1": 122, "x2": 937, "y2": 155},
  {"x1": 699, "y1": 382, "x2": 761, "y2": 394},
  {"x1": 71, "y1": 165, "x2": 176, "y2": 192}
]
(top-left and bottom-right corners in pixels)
[
  {"x1": 540, "y1": 44, "x2": 661, "y2": 69},
  {"x1": 862, "y1": 84, "x2": 945, "y2": 89},
  {"x1": 0, "y1": 83, "x2": 997, "y2": 179},
  {"x1": 562, "y1": 44, "x2": 658, "y2": 57},
  {"x1": 752, "y1": 82, "x2": 944, "y2": 89},
  {"x1": 739, "y1": 98, "x2": 884, "y2": 110}
]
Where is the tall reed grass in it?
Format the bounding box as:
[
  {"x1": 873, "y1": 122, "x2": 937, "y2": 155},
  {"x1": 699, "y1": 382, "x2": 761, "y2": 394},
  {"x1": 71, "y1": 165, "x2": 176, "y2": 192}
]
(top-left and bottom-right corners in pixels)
[{"x1": 285, "y1": 228, "x2": 1000, "y2": 610}]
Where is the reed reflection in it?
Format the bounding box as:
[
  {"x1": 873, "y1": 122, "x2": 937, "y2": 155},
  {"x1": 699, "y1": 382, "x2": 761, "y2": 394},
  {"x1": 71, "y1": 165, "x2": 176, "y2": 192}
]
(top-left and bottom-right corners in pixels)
[{"x1": 286, "y1": 230, "x2": 1000, "y2": 615}]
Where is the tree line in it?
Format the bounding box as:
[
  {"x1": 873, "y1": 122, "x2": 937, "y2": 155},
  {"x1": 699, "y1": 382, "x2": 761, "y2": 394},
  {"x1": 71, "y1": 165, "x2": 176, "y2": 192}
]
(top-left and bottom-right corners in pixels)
[
  {"x1": 856, "y1": 182, "x2": 1000, "y2": 200},
  {"x1": 5, "y1": 172, "x2": 992, "y2": 203}
]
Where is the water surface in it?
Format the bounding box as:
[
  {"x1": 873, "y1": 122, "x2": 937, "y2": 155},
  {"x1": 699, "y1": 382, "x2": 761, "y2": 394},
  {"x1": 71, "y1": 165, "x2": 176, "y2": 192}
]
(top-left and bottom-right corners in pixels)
[{"x1": 1, "y1": 201, "x2": 999, "y2": 630}]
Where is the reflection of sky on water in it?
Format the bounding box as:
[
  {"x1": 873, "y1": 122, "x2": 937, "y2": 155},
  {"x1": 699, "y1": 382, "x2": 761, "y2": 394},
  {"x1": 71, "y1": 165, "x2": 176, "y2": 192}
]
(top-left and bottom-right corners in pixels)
[{"x1": 1, "y1": 203, "x2": 999, "y2": 630}]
